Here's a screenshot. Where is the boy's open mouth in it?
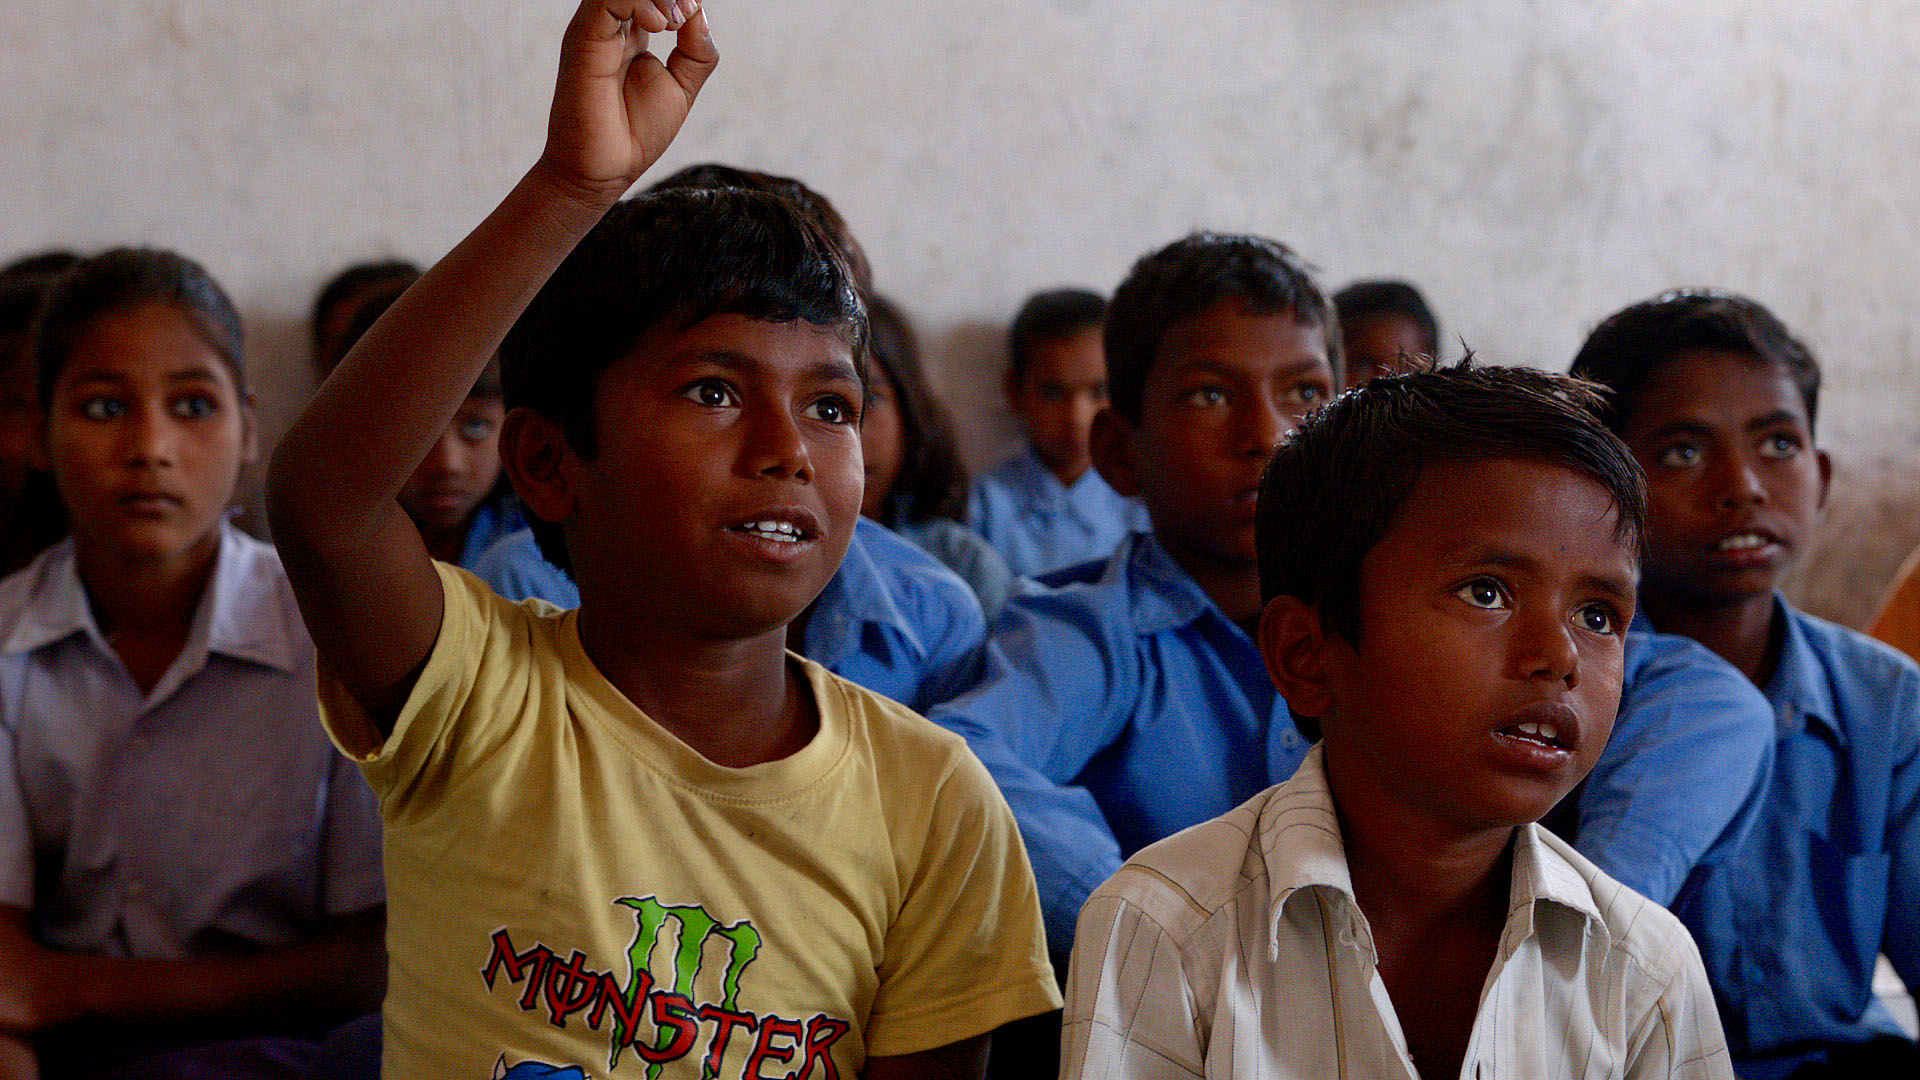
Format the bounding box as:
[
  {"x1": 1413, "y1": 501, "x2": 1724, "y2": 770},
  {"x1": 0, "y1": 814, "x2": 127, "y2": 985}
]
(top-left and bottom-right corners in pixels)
[
  {"x1": 1495, "y1": 720, "x2": 1568, "y2": 751},
  {"x1": 726, "y1": 510, "x2": 820, "y2": 546}
]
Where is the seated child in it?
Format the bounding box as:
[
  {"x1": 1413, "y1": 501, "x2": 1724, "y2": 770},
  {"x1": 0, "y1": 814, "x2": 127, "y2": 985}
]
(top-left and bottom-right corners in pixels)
[
  {"x1": 266, "y1": 6, "x2": 1058, "y2": 1077},
  {"x1": 968, "y1": 288, "x2": 1150, "y2": 577},
  {"x1": 0, "y1": 247, "x2": 385, "y2": 1078},
  {"x1": 327, "y1": 285, "x2": 525, "y2": 569},
  {"x1": 930, "y1": 234, "x2": 1771, "y2": 956},
  {"x1": 1062, "y1": 362, "x2": 1731, "y2": 1079},
  {"x1": 1332, "y1": 278, "x2": 1439, "y2": 388},
  {"x1": 0, "y1": 253, "x2": 79, "y2": 577},
  {"x1": 308, "y1": 258, "x2": 420, "y2": 379},
  {"x1": 862, "y1": 292, "x2": 1014, "y2": 617},
  {"x1": 1572, "y1": 289, "x2": 1920, "y2": 1079}
]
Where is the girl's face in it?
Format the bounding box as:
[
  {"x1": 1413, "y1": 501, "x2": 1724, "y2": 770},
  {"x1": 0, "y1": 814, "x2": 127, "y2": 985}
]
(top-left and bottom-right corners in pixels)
[
  {"x1": 858, "y1": 359, "x2": 904, "y2": 520},
  {"x1": 41, "y1": 302, "x2": 254, "y2": 567}
]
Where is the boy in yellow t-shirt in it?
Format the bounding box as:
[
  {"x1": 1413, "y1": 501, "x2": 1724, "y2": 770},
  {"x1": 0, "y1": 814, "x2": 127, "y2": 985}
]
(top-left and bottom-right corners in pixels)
[{"x1": 266, "y1": 4, "x2": 1059, "y2": 1078}]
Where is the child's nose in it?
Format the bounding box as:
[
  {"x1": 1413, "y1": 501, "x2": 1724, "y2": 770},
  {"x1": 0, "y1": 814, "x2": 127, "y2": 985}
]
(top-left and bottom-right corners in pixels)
[
  {"x1": 1512, "y1": 610, "x2": 1581, "y2": 687},
  {"x1": 744, "y1": 406, "x2": 811, "y2": 481},
  {"x1": 1714, "y1": 454, "x2": 1768, "y2": 509},
  {"x1": 1239, "y1": 398, "x2": 1291, "y2": 457},
  {"x1": 122, "y1": 406, "x2": 177, "y2": 466}
]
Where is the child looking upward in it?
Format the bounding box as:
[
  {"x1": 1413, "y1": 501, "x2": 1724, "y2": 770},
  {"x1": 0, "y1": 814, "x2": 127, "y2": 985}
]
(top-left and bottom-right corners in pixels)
[
  {"x1": 0, "y1": 248, "x2": 385, "y2": 1079},
  {"x1": 1063, "y1": 363, "x2": 1730, "y2": 1080},
  {"x1": 1573, "y1": 290, "x2": 1920, "y2": 1079},
  {"x1": 267, "y1": 5, "x2": 1057, "y2": 1078},
  {"x1": 968, "y1": 288, "x2": 1149, "y2": 578}
]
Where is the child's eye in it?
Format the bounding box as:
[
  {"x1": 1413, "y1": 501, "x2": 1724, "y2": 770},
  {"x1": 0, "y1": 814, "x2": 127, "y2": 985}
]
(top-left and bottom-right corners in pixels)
[
  {"x1": 1758, "y1": 433, "x2": 1802, "y2": 459},
  {"x1": 1181, "y1": 386, "x2": 1228, "y2": 408},
  {"x1": 170, "y1": 395, "x2": 218, "y2": 420},
  {"x1": 1039, "y1": 386, "x2": 1068, "y2": 404},
  {"x1": 1283, "y1": 380, "x2": 1331, "y2": 407},
  {"x1": 79, "y1": 397, "x2": 125, "y2": 421},
  {"x1": 1655, "y1": 443, "x2": 1701, "y2": 468},
  {"x1": 1455, "y1": 578, "x2": 1509, "y2": 610},
  {"x1": 458, "y1": 417, "x2": 495, "y2": 442},
  {"x1": 802, "y1": 395, "x2": 857, "y2": 425},
  {"x1": 681, "y1": 379, "x2": 737, "y2": 408},
  {"x1": 1575, "y1": 603, "x2": 1620, "y2": 635}
]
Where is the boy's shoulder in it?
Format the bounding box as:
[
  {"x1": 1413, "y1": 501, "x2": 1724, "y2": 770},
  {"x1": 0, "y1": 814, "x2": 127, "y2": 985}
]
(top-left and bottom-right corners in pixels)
[
  {"x1": 812, "y1": 654, "x2": 978, "y2": 775},
  {"x1": 0, "y1": 539, "x2": 74, "y2": 649},
  {"x1": 1776, "y1": 600, "x2": 1920, "y2": 733},
  {"x1": 1086, "y1": 781, "x2": 1284, "y2": 949},
  {"x1": 1526, "y1": 825, "x2": 1715, "y2": 991}
]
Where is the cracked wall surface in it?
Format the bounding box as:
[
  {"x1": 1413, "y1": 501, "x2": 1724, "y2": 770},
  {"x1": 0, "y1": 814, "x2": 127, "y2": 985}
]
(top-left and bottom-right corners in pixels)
[{"x1": 4, "y1": 0, "x2": 1913, "y2": 623}]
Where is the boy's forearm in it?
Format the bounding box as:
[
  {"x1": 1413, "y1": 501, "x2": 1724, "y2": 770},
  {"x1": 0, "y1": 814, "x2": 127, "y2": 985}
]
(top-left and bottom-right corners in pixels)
[
  {"x1": 0, "y1": 1033, "x2": 35, "y2": 1080},
  {"x1": 269, "y1": 165, "x2": 618, "y2": 548},
  {"x1": 13, "y1": 908, "x2": 384, "y2": 1032}
]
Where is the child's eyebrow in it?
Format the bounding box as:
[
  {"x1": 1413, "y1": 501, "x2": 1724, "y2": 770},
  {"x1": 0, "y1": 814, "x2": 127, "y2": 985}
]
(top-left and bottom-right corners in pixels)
[
  {"x1": 1453, "y1": 548, "x2": 1637, "y2": 602},
  {"x1": 684, "y1": 350, "x2": 862, "y2": 387},
  {"x1": 1744, "y1": 408, "x2": 1807, "y2": 432}
]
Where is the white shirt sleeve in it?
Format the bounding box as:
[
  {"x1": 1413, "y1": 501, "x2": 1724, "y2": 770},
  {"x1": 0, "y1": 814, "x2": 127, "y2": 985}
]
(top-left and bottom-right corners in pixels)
[{"x1": 1061, "y1": 892, "x2": 1208, "y2": 1080}]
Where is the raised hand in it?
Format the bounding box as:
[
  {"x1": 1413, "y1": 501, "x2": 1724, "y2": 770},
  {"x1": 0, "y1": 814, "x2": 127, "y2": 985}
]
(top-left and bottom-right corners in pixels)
[{"x1": 540, "y1": 0, "x2": 718, "y2": 203}]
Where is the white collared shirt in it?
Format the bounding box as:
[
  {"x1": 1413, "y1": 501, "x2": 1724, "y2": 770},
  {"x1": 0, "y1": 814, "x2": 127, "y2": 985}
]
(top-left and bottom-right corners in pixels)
[
  {"x1": 0, "y1": 524, "x2": 383, "y2": 958},
  {"x1": 1062, "y1": 746, "x2": 1732, "y2": 1080}
]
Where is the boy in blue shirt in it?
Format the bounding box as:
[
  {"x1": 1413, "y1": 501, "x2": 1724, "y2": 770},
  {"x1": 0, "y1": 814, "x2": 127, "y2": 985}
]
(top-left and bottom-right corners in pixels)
[
  {"x1": 968, "y1": 289, "x2": 1150, "y2": 577},
  {"x1": 931, "y1": 235, "x2": 1772, "y2": 955},
  {"x1": 1573, "y1": 289, "x2": 1920, "y2": 1079}
]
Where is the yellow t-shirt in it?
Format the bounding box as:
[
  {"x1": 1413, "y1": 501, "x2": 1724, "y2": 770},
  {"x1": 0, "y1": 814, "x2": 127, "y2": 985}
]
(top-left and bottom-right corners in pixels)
[{"x1": 320, "y1": 564, "x2": 1059, "y2": 1080}]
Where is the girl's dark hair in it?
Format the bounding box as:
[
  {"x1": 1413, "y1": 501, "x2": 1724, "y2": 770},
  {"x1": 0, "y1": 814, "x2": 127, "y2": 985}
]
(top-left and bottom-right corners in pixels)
[
  {"x1": 1333, "y1": 279, "x2": 1440, "y2": 358},
  {"x1": 867, "y1": 294, "x2": 968, "y2": 524},
  {"x1": 34, "y1": 248, "x2": 245, "y2": 406},
  {"x1": 1105, "y1": 233, "x2": 1343, "y2": 423},
  {"x1": 1258, "y1": 359, "x2": 1645, "y2": 735},
  {"x1": 501, "y1": 187, "x2": 866, "y2": 572},
  {"x1": 1569, "y1": 288, "x2": 1820, "y2": 435}
]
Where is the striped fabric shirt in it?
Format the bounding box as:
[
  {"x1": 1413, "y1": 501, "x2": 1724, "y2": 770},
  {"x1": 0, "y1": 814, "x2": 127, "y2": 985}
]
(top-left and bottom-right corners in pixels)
[{"x1": 1062, "y1": 746, "x2": 1732, "y2": 1080}]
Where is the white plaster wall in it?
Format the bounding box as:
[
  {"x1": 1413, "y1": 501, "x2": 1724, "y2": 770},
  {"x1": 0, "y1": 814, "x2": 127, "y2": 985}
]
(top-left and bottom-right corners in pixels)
[{"x1": 3, "y1": 0, "x2": 1916, "y2": 622}]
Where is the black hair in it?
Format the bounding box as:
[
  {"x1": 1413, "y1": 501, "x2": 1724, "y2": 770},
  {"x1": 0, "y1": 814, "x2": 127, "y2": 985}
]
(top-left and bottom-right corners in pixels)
[
  {"x1": 866, "y1": 293, "x2": 968, "y2": 524},
  {"x1": 501, "y1": 186, "x2": 867, "y2": 572},
  {"x1": 1333, "y1": 279, "x2": 1440, "y2": 358},
  {"x1": 1007, "y1": 288, "x2": 1106, "y2": 384},
  {"x1": 1569, "y1": 288, "x2": 1821, "y2": 435},
  {"x1": 1258, "y1": 359, "x2": 1646, "y2": 738},
  {"x1": 309, "y1": 259, "x2": 421, "y2": 362},
  {"x1": 1104, "y1": 233, "x2": 1342, "y2": 423},
  {"x1": 34, "y1": 248, "x2": 246, "y2": 408},
  {"x1": 1, "y1": 250, "x2": 82, "y2": 278},
  {"x1": 647, "y1": 163, "x2": 874, "y2": 294}
]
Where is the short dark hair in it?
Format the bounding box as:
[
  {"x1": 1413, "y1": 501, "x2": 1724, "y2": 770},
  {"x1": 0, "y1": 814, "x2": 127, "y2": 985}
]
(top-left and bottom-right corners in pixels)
[
  {"x1": 310, "y1": 259, "x2": 420, "y2": 362},
  {"x1": 646, "y1": 163, "x2": 873, "y2": 294},
  {"x1": 1, "y1": 250, "x2": 82, "y2": 278},
  {"x1": 1104, "y1": 233, "x2": 1342, "y2": 423},
  {"x1": 1569, "y1": 288, "x2": 1821, "y2": 435},
  {"x1": 1258, "y1": 360, "x2": 1645, "y2": 736},
  {"x1": 1333, "y1": 279, "x2": 1440, "y2": 358},
  {"x1": 867, "y1": 293, "x2": 968, "y2": 523},
  {"x1": 501, "y1": 186, "x2": 867, "y2": 572},
  {"x1": 1007, "y1": 288, "x2": 1105, "y2": 384},
  {"x1": 34, "y1": 248, "x2": 246, "y2": 407}
]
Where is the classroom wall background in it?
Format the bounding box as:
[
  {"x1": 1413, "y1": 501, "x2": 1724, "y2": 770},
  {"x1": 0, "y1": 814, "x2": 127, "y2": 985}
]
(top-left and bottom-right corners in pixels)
[{"x1": 4, "y1": 0, "x2": 1916, "y2": 625}]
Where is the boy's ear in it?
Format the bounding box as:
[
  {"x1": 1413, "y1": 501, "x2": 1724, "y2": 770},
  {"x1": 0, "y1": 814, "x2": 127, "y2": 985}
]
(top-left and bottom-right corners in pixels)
[
  {"x1": 1258, "y1": 594, "x2": 1337, "y2": 720},
  {"x1": 499, "y1": 407, "x2": 578, "y2": 525},
  {"x1": 1089, "y1": 407, "x2": 1140, "y2": 497},
  {"x1": 1815, "y1": 448, "x2": 1833, "y2": 511},
  {"x1": 1002, "y1": 368, "x2": 1024, "y2": 416}
]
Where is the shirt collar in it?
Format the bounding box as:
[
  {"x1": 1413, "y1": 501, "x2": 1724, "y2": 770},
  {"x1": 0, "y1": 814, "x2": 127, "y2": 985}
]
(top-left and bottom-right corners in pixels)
[
  {"x1": 1763, "y1": 595, "x2": 1844, "y2": 743},
  {"x1": 0, "y1": 524, "x2": 302, "y2": 675},
  {"x1": 1260, "y1": 745, "x2": 1611, "y2": 962},
  {"x1": 802, "y1": 518, "x2": 915, "y2": 666},
  {"x1": 1121, "y1": 532, "x2": 1222, "y2": 635}
]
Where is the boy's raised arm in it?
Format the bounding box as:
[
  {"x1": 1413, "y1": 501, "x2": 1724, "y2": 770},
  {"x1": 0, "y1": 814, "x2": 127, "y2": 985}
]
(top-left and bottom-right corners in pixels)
[{"x1": 267, "y1": 1, "x2": 716, "y2": 734}]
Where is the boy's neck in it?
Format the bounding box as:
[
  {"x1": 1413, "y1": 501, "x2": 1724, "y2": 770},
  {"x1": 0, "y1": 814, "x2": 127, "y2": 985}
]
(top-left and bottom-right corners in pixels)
[
  {"x1": 420, "y1": 519, "x2": 471, "y2": 565},
  {"x1": 575, "y1": 610, "x2": 818, "y2": 770},
  {"x1": 1043, "y1": 457, "x2": 1090, "y2": 488},
  {"x1": 1640, "y1": 587, "x2": 1783, "y2": 686},
  {"x1": 1165, "y1": 545, "x2": 1264, "y2": 631}
]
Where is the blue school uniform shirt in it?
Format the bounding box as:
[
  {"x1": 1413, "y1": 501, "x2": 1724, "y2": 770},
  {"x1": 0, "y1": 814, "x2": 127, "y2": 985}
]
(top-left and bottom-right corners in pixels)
[
  {"x1": 470, "y1": 517, "x2": 985, "y2": 713},
  {"x1": 456, "y1": 493, "x2": 526, "y2": 571},
  {"x1": 1666, "y1": 598, "x2": 1920, "y2": 1078},
  {"x1": 930, "y1": 531, "x2": 1774, "y2": 954},
  {"x1": 966, "y1": 448, "x2": 1151, "y2": 578}
]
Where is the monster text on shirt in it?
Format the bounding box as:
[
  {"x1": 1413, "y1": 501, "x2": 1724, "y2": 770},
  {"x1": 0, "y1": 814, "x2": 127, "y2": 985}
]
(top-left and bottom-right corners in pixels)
[{"x1": 482, "y1": 895, "x2": 853, "y2": 1079}]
